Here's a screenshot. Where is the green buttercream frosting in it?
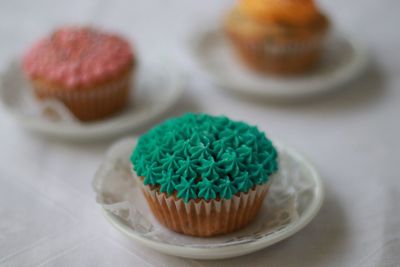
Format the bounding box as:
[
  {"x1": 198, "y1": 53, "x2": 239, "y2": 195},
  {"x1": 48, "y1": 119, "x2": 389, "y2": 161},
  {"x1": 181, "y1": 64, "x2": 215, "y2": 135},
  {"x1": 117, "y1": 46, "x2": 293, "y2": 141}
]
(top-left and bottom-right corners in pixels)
[{"x1": 131, "y1": 113, "x2": 279, "y2": 202}]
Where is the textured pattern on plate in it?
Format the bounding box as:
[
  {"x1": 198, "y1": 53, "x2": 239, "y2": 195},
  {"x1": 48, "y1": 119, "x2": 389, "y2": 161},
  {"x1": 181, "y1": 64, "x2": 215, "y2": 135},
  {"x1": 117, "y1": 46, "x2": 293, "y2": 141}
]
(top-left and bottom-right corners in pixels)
[{"x1": 93, "y1": 138, "x2": 318, "y2": 248}]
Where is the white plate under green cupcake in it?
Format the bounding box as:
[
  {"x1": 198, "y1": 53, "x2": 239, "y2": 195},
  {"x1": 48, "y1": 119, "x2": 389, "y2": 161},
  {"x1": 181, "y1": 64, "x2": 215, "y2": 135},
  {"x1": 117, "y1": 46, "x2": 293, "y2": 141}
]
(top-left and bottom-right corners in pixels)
[{"x1": 93, "y1": 113, "x2": 324, "y2": 259}]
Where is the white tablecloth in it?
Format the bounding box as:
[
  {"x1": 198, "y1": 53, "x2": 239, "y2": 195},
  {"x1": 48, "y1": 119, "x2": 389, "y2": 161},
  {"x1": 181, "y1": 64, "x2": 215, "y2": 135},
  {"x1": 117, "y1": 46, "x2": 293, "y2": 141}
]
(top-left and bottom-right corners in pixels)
[{"x1": 0, "y1": 0, "x2": 399, "y2": 266}]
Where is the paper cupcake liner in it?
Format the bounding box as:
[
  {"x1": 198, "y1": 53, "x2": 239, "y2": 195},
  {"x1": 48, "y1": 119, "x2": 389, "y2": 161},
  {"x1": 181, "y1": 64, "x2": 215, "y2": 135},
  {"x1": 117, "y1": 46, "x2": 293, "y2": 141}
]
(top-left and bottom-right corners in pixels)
[
  {"x1": 31, "y1": 72, "x2": 132, "y2": 121},
  {"x1": 227, "y1": 32, "x2": 328, "y2": 74},
  {"x1": 139, "y1": 180, "x2": 271, "y2": 237},
  {"x1": 224, "y1": 10, "x2": 329, "y2": 74},
  {"x1": 257, "y1": 36, "x2": 326, "y2": 55}
]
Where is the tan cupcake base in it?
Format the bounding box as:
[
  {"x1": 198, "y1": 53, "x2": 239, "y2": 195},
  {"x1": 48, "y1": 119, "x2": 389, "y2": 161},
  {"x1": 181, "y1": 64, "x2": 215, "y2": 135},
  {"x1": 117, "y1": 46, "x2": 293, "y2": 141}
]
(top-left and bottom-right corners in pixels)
[
  {"x1": 141, "y1": 183, "x2": 270, "y2": 237},
  {"x1": 30, "y1": 69, "x2": 132, "y2": 122},
  {"x1": 235, "y1": 40, "x2": 320, "y2": 74},
  {"x1": 224, "y1": 9, "x2": 329, "y2": 75},
  {"x1": 226, "y1": 31, "x2": 324, "y2": 75}
]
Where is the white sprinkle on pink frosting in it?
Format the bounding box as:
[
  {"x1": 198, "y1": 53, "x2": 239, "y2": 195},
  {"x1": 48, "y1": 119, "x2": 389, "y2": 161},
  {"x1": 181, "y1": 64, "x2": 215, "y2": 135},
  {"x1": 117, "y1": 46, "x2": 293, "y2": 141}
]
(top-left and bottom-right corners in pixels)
[{"x1": 23, "y1": 26, "x2": 134, "y2": 89}]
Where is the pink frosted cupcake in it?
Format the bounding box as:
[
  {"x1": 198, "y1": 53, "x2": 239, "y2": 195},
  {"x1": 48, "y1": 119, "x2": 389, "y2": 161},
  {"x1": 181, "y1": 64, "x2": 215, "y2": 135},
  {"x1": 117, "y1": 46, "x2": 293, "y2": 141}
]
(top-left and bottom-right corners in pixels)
[{"x1": 23, "y1": 26, "x2": 135, "y2": 121}]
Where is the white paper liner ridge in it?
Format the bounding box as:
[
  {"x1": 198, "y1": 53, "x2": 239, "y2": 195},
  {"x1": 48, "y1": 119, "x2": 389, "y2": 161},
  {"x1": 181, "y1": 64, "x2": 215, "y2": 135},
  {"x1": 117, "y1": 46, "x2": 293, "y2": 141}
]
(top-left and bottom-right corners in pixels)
[{"x1": 140, "y1": 180, "x2": 270, "y2": 215}]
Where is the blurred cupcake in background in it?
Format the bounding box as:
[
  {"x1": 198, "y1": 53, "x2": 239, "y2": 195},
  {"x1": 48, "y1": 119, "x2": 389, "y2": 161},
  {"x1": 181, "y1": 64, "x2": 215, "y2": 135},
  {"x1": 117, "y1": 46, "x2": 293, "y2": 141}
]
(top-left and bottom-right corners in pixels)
[
  {"x1": 23, "y1": 26, "x2": 135, "y2": 121},
  {"x1": 224, "y1": 0, "x2": 330, "y2": 75}
]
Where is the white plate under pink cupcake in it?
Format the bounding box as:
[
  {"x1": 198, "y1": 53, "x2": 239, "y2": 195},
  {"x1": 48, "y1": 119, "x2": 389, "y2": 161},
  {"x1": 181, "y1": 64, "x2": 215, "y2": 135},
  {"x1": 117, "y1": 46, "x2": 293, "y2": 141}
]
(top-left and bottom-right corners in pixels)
[{"x1": 0, "y1": 26, "x2": 184, "y2": 141}]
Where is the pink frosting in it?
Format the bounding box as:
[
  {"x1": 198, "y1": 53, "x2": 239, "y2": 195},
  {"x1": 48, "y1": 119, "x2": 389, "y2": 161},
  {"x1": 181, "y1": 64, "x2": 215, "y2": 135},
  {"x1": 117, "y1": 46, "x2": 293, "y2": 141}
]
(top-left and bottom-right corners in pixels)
[{"x1": 23, "y1": 26, "x2": 134, "y2": 89}]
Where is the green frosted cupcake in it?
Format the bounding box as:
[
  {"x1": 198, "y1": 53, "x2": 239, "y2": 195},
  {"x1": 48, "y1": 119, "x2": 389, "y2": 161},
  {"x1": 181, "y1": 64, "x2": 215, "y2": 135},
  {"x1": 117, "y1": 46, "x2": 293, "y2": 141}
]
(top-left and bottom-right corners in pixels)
[{"x1": 131, "y1": 113, "x2": 278, "y2": 237}]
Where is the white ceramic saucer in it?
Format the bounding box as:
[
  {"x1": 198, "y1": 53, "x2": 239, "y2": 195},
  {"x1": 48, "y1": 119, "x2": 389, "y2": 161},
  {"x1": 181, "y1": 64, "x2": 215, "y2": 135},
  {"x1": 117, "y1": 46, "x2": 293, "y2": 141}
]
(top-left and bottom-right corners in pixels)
[
  {"x1": 191, "y1": 29, "x2": 368, "y2": 100},
  {"x1": 93, "y1": 138, "x2": 324, "y2": 259},
  {"x1": 0, "y1": 60, "x2": 184, "y2": 141}
]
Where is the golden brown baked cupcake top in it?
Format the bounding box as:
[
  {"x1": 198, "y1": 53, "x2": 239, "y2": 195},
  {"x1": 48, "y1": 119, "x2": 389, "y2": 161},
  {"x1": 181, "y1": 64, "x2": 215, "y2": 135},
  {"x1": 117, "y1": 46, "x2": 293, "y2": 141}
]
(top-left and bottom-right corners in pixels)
[{"x1": 238, "y1": 0, "x2": 325, "y2": 26}]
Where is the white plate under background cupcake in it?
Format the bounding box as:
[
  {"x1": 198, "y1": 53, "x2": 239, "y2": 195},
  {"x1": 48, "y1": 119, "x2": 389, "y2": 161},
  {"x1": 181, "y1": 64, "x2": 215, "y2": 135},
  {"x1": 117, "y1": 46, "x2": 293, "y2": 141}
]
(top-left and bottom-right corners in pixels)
[
  {"x1": 191, "y1": 29, "x2": 368, "y2": 100},
  {"x1": 93, "y1": 138, "x2": 324, "y2": 260},
  {"x1": 0, "y1": 60, "x2": 184, "y2": 141}
]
